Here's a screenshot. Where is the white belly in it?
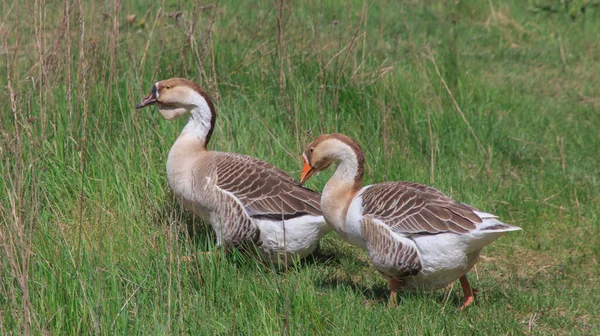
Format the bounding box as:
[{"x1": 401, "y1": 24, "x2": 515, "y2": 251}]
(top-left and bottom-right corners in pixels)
[
  {"x1": 403, "y1": 232, "x2": 482, "y2": 290},
  {"x1": 256, "y1": 215, "x2": 329, "y2": 262}
]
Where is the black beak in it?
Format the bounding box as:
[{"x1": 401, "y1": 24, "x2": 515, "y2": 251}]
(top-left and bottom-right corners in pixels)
[{"x1": 136, "y1": 85, "x2": 158, "y2": 109}]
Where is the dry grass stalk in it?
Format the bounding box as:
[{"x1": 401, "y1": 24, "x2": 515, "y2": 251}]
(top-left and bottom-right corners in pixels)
[
  {"x1": 3, "y1": 1, "x2": 35, "y2": 333},
  {"x1": 426, "y1": 50, "x2": 486, "y2": 156},
  {"x1": 275, "y1": 0, "x2": 287, "y2": 93},
  {"x1": 107, "y1": 0, "x2": 121, "y2": 133},
  {"x1": 64, "y1": 0, "x2": 74, "y2": 130},
  {"x1": 333, "y1": 4, "x2": 366, "y2": 112},
  {"x1": 426, "y1": 107, "x2": 436, "y2": 185},
  {"x1": 139, "y1": 8, "x2": 163, "y2": 77},
  {"x1": 73, "y1": 0, "x2": 99, "y2": 332}
]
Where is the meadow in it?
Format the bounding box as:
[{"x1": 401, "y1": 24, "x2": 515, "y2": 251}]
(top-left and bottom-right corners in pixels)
[{"x1": 1, "y1": 0, "x2": 599, "y2": 334}]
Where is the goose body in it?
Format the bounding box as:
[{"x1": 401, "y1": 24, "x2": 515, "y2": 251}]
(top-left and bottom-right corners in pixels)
[
  {"x1": 300, "y1": 133, "x2": 521, "y2": 308},
  {"x1": 137, "y1": 78, "x2": 330, "y2": 262}
]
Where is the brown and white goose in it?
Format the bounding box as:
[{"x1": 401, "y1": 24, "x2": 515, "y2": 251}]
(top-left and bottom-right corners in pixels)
[
  {"x1": 300, "y1": 133, "x2": 521, "y2": 309},
  {"x1": 136, "y1": 78, "x2": 330, "y2": 262}
]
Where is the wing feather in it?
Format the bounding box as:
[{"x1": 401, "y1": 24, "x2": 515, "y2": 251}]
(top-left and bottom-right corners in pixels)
[
  {"x1": 214, "y1": 153, "x2": 322, "y2": 219},
  {"x1": 360, "y1": 216, "x2": 422, "y2": 278},
  {"x1": 361, "y1": 182, "x2": 480, "y2": 235}
]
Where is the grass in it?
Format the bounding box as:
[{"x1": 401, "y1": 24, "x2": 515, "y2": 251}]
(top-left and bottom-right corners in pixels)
[{"x1": 1, "y1": 0, "x2": 599, "y2": 334}]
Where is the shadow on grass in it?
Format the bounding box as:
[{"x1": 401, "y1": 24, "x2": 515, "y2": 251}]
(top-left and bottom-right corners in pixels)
[
  {"x1": 149, "y1": 192, "x2": 348, "y2": 269},
  {"x1": 298, "y1": 243, "x2": 342, "y2": 266},
  {"x1": 319, "y1": 276, "x2": 470, "y2": 309},
  {"x1": 150, "y1": 192, "x2": 216, "y2": 248},
  {"x1": 318, "y1": 276, "x2": 392, "y2": 304}
]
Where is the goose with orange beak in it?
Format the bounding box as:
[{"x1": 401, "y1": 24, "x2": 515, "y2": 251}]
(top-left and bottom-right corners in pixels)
[{"x1": 300, "y1": 133, "x2": 521, "y2": 309}]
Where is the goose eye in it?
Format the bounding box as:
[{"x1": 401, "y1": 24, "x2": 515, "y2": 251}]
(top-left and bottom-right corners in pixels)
[
  {"x1": 165, "y1": 85, "x2": 171, "y2": 89},
  {"x1": 310, "y1": 148, "x2": 314, "y2": 153}
]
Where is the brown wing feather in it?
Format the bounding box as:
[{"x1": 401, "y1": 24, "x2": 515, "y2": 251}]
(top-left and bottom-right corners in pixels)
[
  {"x1": 360, "y1": 216, "x2": 422, "y2": 279},
  {"x1": 215, "y1": 153, "x2": 322, "y2": 220},
  {"x1": 361, "y1": 182, "x2": 481, "y2": 234}
]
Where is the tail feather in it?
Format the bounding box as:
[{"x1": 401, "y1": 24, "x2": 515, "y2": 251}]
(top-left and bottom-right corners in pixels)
[
  {"x1": 479, "y1": 223, "x2": 522, "y2": 232},
  {"x1": 473, "y1": 210, "x2": 498, "y2": 219},
  {"x1": 473, "y1": 211, "x2": 522, "y2": 233},
  {"x1": 461, "y1": 212, "x2": 521, "y2": 253}
]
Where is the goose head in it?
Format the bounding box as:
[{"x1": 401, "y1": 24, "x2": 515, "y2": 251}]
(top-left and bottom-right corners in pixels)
[
  {"x1": 300, "y1": 133, "x2": 365, "y2": 188},
  {"x1": 136, "y1": 78, "x2": 215, "y2": 121}
]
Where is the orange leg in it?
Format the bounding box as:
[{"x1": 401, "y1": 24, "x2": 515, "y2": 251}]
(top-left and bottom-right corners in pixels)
[
  {"x1": 459, "y1": 275, "x2": 478, "y2": 310},
  {"x1": 388, "y1": 279, "x2": 400, "y2": 308}
]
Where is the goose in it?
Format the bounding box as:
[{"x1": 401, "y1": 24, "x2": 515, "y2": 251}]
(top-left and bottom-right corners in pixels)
[
  {"x1": 136, "y1": 78, "x2": 330, "y2": 262},
  {"x1": 299, "y1": 133, "x2": 521, "y2": 309}
]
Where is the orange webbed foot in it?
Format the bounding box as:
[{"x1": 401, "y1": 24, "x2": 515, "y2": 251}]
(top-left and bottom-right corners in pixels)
[{"x1": 459, "y1": 276, "x2": 477, "y2": 310}]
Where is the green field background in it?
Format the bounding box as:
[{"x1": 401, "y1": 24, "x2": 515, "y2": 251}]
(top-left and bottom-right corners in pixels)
[{"x1": 1, "y1": 1, "x2": 599, "y2": 334}]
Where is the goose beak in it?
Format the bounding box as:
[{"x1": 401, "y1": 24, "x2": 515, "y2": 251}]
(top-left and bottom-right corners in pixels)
[
  {"x1": 300, "y1": 158, "x2": 315, "y2": 185},
  {"x1": 136, "y1": 85, "x2": 158, "y2": 109}
]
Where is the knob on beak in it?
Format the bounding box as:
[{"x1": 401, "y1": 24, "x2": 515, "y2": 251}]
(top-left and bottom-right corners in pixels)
[{"x1": 137, "y1": 85, "x2": 158, "y2": 109}]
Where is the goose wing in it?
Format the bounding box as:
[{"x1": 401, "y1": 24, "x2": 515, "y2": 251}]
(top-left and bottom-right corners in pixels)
[
  {"x1": 360, "y1": 215, "x2": 422, "y2": 278},
  {"x1": 360, "y1": 182, "x2": 481, "y2": 235},
  {"x1": 215, "y1": 153, "x2": 322, "y2": 221}
]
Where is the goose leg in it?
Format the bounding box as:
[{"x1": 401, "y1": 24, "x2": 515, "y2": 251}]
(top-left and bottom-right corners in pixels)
[
  {"x1": 459, "y1": 275, "x2": 478, "y2": 310},
  {"x1": 388, "y1": 279, "x2": 400, "y2": 308}
]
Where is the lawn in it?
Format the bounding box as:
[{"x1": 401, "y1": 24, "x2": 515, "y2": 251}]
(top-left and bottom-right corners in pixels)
[{"x1": 1, "y1": 0, "x2": 599, "y2": 334}]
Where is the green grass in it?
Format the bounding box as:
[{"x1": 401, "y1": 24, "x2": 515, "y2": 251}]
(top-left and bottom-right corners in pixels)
[{"x1": 2, "y1": 0, "x2": 599, "y2": 334}]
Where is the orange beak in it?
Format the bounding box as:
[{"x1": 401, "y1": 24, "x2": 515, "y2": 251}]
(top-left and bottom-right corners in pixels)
[{"x1": 300, "y1": 158, "x2": 315, "y2": 185}]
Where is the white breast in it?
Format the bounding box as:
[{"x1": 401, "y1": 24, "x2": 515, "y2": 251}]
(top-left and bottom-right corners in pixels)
[
  {"x1": 344, "y1": 186, "x2": 371, "y2": 250},
  {"x1": 166, "y1": 141, "x2": 212, "y2": 220}
]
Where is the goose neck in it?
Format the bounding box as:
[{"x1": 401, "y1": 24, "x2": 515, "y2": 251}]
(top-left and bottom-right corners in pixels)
[{"x1": 181, "y1": 103, "x2": 215, "y2": 148}]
